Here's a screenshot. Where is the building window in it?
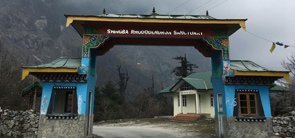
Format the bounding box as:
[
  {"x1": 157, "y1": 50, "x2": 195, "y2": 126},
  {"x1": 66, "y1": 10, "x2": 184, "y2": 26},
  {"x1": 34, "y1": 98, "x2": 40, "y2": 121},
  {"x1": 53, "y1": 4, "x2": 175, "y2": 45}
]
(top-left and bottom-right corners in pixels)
[
  {"x1": 238, "y1": 93, "x2": 257, "y2": 116},
  {"x1": 210, "y1": 94, "x2": 214, "y2": 107},
  {"x1": 180, "y1": 83, "x2": 194, "y2": 91},
  {"x1": 182, "y1": 95, "x2": 187, "y2": 107},
  {"x1": 47, "y1": 87, "x2": 77, "y2": 116}
]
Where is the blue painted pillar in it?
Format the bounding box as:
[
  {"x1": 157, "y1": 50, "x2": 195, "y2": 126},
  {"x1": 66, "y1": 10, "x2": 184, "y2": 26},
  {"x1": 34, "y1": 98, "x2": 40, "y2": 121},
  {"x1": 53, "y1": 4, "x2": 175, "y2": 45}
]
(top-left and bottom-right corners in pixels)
[
  {"x1": 84, "y1": 54, "x2": 97, "y2": 115},
  {"x1": 211, "y1": 50, "x2": 226, "y2": 137},
  {"x1": 203, "y1": 37, "x2": 229, "y2": 119},
  {"x1": 80, "y1": 57, "x2": 90, "y2": 115},
  {"x1": 223, "y1": 85, "x2": 236, "y2": 117},
  {"x1": 211, "y1": 50, "x2": 225, "y2": 117},
  {"x1": 259, "y1": 86, "x2": 272, "y2": 118},
  {"x1": 80, "y1": 56, "x2": 96, "y2": 107},
  {"x1": 40, "y1": 83, "x2": 52, "y2": 115}
]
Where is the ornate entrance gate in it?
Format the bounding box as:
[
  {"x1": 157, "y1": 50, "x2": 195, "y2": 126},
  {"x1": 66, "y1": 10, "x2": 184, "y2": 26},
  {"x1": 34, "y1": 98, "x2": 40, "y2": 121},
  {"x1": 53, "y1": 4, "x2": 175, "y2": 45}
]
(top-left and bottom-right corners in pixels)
[
  {"x1": 66, "y1": 14, "x2": 244, "y2": 137},
  {"x1": 22, "y1": 12, "x2": 289, "y2": 137}
]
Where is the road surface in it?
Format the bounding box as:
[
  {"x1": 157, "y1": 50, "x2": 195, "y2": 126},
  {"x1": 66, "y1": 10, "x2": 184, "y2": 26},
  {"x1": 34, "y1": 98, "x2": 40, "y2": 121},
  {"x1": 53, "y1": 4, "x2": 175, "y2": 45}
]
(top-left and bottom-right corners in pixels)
[
  {"x1": 92, "y1": 118, "x2": 215, "y2": 138},
  {"x1": 93, "y1": 125, "x2": 190, "y2": 138}
]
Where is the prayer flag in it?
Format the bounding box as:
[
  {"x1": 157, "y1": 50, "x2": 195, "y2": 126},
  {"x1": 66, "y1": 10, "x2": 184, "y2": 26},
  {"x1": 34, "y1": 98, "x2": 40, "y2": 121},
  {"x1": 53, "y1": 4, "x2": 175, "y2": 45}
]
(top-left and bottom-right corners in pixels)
[
  {"x1": 270, "y1": 42, "x2": 276, "y2": 53},
  {"x1": 275, "y1": 42, "x2": 284, "y2": 46}
]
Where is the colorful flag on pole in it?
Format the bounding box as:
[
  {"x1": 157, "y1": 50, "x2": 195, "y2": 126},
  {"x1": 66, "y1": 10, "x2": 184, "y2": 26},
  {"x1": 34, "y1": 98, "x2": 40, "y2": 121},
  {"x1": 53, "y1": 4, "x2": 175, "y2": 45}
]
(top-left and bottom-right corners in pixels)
[{"x1": 270, "y1": 42, "x2": 276, "y2": 53}]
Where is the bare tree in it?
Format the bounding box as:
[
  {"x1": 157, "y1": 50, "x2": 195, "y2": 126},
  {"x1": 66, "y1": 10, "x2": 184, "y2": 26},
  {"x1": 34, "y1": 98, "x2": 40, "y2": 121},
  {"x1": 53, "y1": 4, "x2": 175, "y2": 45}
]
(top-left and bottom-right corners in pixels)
[
  {"x1": 117, "y1": 65, "x2": 129, "y2": 96},
  {"x1": 283, "y1": 55, "x2": 295, "y2": 88},
  {"x1": 143, "y1": 74, "x2": 155, "y2": 96},
  {"x1": 270, "y1": 55, "x2": 295, "y2": 115}
]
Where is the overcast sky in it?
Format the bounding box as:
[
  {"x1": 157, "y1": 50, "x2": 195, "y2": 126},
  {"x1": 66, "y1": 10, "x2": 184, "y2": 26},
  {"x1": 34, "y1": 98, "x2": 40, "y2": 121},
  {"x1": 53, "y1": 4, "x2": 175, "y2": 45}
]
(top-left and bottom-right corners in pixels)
[{"x1": 63, "y1": 0, "x2": 295, "y2": 70}]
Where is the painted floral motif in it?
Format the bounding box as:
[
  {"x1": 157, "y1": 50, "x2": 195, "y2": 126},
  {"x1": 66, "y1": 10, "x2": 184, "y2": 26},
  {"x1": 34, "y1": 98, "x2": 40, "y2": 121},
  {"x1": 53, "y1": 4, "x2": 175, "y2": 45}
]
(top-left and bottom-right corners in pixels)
[
  {"x1": 82, "y1": 34, "x2": 108, "y2": 57},
  {"x1": 221, "y1": 39, "x2": 229, "y2": 47},
  {"x1": 203, "y1": 37, "x2": 229, "y2": 60}
]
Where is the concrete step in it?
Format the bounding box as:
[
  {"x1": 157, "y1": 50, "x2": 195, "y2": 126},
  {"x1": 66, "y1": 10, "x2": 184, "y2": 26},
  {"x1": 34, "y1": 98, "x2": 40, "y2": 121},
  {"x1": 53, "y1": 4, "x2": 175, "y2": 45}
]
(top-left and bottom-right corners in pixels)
[{"x1": 173, "y1": 113, "x2": 205, "y2": 121}]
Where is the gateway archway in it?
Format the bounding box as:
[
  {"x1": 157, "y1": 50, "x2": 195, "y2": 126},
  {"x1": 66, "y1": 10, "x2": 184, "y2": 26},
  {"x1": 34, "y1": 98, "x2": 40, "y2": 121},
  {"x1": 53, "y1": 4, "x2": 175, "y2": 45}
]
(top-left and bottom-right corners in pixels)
[
  {"x1": 22, "y1": 12, "x2": 289, "y2": 137},
  {"x1": 67, "y1": 14, "x2": 243, "y2": 137}
]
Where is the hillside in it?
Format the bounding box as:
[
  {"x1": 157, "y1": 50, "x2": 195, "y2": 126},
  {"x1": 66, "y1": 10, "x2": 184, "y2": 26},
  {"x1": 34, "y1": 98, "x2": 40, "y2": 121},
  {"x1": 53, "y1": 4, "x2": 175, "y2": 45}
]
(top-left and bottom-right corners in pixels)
[{"x1": 0, "y1": 0, "x2": 210, "y2": 108}]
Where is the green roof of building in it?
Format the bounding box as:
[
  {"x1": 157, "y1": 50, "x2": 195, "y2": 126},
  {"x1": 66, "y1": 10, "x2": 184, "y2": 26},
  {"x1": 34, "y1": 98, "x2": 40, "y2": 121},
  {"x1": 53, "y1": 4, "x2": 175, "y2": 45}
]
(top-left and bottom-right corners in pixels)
[
  {"x1": 230, "y1": 60, "x2": 288, "y2": 72},
  {"x1": 182, "y1": 78, "x2": 210, "y2": 90},
  {"x1": 159, "y1": 71, "x2": 212, "y2": 94},
  {"x1": 159, "y1": 84, "x2": 174, "y2": 93},
  {"x1": 23, "y1": 57, "x2": 81, "y2": 69},
  {"x1": 185, "y1": 71, "x2": 212, "y2": 89},
  {"x1": 22, "y1": 57, "x2": 81, "y2": 80},
  {"x1": 22, "y1": 82, "x2": 42, "y2": 96},
  {"x1": 230, "y1": 60, "x2": 268, "y2": 72}
]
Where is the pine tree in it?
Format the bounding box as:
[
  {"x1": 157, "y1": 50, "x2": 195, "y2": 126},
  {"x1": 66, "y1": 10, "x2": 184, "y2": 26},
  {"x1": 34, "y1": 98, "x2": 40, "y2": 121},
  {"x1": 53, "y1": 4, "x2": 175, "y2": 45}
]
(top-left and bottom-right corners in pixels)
[{"x1": 172, "y1": 54, "x2": 198, "y2": 77}]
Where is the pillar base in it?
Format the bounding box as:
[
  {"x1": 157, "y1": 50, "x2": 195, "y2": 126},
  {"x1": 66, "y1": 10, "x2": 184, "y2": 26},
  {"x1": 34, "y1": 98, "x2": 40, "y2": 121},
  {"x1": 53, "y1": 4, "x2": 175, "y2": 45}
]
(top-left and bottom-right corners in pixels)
[
  {"x1": 37, "y1": 115, "x2": 92, "y2": 138},
  {"x1": 219, "y1": 117, "x2": 271, "y2": 138}
]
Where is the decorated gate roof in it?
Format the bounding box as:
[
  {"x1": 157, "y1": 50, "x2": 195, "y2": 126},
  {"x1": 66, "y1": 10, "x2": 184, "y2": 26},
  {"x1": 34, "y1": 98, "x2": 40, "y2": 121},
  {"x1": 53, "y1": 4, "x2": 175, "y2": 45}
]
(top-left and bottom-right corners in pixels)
[
  {"x1": 231, "y1": 60, "x2": 269, "y2": 71},
  {"x1": 67, "y1": 14, "x2": 216, "y2": 20},
  {"x1": 230, "y1": 60, "x2": 290, "y2": 82},
  {"x1": 22, "y1": 57, "x2": 81, "y2": 80},
  {"x1": 65, "y1": 13, "x2": 247, "y2": 37}
]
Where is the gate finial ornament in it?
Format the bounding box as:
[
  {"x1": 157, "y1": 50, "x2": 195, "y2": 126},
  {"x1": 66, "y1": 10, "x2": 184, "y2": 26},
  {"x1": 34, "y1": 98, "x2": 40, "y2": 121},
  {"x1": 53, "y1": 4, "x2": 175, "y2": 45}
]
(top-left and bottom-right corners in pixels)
[
  {"x1": 152, "y1": 7, "x2": 157, "y2": 15},
  {"x1": 103, "y1": 8, "x2": 106, "y2": 14}
]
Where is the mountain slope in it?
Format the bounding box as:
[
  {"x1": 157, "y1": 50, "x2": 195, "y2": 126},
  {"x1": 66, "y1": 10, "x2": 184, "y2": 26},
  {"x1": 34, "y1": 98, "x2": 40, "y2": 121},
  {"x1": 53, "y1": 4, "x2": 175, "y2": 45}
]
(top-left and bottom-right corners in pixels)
[{"x1": 0, "y1": 0, "x2": 210, "y2": 108}]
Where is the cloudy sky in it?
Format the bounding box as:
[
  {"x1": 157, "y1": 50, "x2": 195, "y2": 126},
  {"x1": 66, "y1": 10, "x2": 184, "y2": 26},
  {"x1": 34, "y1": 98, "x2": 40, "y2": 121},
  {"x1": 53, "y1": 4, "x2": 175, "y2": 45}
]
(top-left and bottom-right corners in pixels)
[{"x1": 63, "y1": 0, "x2": 295, "y2": 70}]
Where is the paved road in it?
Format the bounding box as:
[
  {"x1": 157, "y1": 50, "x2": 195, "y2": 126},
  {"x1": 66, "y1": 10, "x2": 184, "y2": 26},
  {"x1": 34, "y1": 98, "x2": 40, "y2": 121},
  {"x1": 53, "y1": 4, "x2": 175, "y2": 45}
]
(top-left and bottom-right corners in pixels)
[{"x1": 93, "y1": 125, "x2": 188, "y2": 138}]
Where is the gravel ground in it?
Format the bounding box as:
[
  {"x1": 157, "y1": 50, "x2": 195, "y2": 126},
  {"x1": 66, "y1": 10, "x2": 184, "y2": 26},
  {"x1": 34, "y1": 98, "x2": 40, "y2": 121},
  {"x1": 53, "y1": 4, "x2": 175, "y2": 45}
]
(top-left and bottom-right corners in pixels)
[{"x1": 93, "y1": 118, "x2": 216, "y2": 138}]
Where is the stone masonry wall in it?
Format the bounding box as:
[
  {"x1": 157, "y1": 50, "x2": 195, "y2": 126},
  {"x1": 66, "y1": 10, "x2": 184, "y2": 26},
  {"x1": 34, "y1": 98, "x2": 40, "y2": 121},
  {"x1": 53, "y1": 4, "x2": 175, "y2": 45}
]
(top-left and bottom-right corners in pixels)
[
  {"x1": 38, "y1": 115, "x2": 88, "y2": 138},
  {"x1": 0, "y1": 107, "x2": 39, "y2": 137},
  {"x1": 272, "y1": 111, "x2": 295, "y2": 137},
  {"x1": 224, "y1": 117, "x2": 271, "y2": 138}
]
